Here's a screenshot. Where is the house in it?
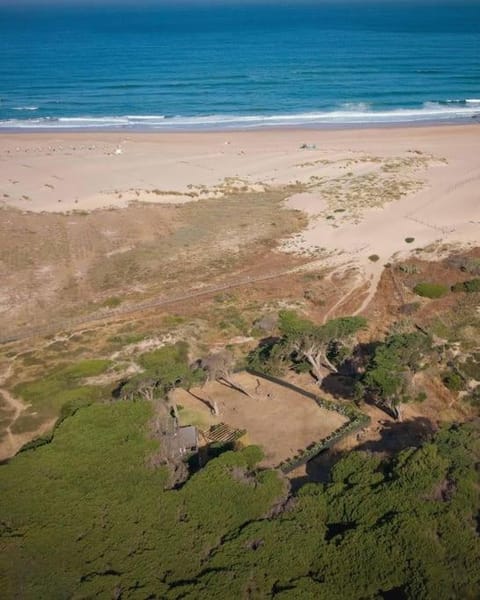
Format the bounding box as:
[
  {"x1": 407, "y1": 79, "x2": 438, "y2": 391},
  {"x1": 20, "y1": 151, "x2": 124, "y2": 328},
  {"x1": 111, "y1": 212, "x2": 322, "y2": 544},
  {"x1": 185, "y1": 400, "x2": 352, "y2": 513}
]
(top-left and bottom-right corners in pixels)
[{"x1": 173, "y1": 425, "x2": 198, "y2": 457}]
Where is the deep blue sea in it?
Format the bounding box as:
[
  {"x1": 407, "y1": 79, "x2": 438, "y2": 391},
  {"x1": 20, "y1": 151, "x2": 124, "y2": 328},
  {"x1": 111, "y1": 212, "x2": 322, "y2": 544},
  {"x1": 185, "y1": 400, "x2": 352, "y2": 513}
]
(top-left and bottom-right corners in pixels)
[{"x1": 0, "y1": 2, "x2": 479, "y2": 130}]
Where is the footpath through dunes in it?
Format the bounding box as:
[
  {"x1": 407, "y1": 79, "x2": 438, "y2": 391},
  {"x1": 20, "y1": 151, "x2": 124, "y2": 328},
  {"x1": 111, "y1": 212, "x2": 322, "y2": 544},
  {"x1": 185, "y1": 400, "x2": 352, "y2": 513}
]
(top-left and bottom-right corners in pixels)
[{"x1": 283, "y1": 125, "x2": 480, "y2": 316}]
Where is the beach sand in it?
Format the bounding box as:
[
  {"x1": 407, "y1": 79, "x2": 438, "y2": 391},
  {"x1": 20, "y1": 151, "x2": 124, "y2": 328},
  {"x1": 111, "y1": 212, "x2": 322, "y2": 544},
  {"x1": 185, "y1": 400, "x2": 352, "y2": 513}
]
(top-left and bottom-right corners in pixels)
[{"x1": 1, "y1": 125, "x2": 479, "y2": 313}]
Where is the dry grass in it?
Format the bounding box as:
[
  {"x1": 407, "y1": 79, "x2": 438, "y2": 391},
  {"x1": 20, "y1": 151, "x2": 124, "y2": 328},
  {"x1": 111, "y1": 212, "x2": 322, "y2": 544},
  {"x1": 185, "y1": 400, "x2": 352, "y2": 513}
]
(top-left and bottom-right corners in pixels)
[
  {"x1": 0, "y1": 185, "x2": 307, "y2": 338},
  {"x1": 173, "y1": 373, "x2": 347, "y2": 467},
  {"x1": 303, "y1": 153, "x2": 437, "y2": 223}
]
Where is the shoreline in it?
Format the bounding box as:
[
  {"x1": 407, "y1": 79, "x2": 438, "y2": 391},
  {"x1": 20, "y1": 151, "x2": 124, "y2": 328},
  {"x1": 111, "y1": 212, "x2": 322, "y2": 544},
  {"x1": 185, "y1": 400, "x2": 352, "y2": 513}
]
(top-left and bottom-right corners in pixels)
[{"x1": 1, "y1": 117, "x2": 479, "y2": 135}]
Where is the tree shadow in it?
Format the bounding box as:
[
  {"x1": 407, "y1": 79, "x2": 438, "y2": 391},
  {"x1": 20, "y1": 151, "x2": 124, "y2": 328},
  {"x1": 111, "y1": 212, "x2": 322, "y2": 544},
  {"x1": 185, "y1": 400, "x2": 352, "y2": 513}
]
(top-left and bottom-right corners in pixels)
[
  {"x1": 290, "y1": 417, "x2": 438, "y2": 491},
  {"x1": 321, "y1": 373, "x2": 357, "y2": 399},
  {"x1": 356, "y1": 417, "x2": 438, "y2": 454},
  {"x1": 259, "y1": 336, "x2": 282, "y2": 347},
  {"x1": 187, "y1": 390, "x2": 215, "y2": 413},
  {"x1": 290, "y1": 448, "x2": 347, "y2": 491},
  {"x1": 217, "y1": 377, "x2": 253, "y2": 398}
]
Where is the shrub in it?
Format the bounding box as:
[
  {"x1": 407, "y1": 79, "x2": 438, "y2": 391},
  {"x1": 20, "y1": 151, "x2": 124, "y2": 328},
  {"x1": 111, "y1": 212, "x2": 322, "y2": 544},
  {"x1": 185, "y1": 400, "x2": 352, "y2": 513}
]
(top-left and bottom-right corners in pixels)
[
  {"x1": 103, "y1": 296, "x2": 122, "y2": 309},
  {"x1": 461, "y1": 355, "x2": 480, "y2": 381},
  {"x1": 415, "y1": 391, "x2": 428, "y2": 403},
  {"x1": 399, "y1": 302, "x2": 420, "y2": 315},
  {"x1": 405, "y1": 237, "x2": 415, "y2": 243},
  {"x1": 464, "y1": 279, "x2": 480, "y2": 292},
  {"x1": 451, "y1": 278, "x2": 480, "y2": 293},
  {"x1": 442, "y1": 371, "x2": 464, "y2": 392},
  {"x1": 413, "y1": 282, "x2": 449, "y2": 299},
  {"x1": 368, "y1": 254, "x2": 380, "y2": 262}
]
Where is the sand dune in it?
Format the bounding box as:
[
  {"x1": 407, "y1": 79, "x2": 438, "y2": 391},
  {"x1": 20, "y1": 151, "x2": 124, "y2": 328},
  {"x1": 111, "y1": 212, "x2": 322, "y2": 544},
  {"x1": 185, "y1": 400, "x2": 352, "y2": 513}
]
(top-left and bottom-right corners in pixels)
[{"x1": 1, "y1": 125, "x2": 479, "y2": 295}]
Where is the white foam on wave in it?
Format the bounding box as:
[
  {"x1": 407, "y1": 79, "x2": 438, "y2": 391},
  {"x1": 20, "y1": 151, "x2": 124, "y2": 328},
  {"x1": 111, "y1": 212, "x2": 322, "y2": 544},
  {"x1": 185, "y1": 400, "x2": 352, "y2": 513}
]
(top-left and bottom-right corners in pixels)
[
  {"x1": 1, "y1": 102, "x2": 479, "y2": 130},
  {"x1": 339, "y1": 102, "x2": 372, "y2": 112},
  {"x1": 12, "y1": 106, "x2": 39, "y2": 111}
]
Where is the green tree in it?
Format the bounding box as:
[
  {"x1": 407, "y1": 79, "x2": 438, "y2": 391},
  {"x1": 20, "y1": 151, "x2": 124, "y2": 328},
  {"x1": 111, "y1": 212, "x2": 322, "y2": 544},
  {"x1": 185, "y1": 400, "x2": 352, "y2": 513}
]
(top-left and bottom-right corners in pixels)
[
  {"x1": 122, "y1": 342, "x2": 204, "y2": 403},
  {"x1": 364, "y1": 332, "x2": 433, "y2": 419},
  {"x1": 279, "y1": 312, "x2": 367, "y2": 385}
]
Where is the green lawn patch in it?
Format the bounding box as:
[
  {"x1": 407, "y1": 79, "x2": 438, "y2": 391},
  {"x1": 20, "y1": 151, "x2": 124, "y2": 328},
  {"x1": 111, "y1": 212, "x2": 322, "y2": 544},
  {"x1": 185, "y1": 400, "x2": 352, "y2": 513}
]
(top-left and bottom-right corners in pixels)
[{"x1": 413, "y1": 282, "x2": 449, "y2": 299}]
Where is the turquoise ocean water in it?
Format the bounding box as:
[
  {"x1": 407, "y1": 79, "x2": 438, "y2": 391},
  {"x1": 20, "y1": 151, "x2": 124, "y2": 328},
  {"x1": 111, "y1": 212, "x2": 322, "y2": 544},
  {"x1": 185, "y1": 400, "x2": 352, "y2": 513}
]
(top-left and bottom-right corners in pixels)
[{"x1": 0, "y1": 2, "x2": 479, "y2": 130}]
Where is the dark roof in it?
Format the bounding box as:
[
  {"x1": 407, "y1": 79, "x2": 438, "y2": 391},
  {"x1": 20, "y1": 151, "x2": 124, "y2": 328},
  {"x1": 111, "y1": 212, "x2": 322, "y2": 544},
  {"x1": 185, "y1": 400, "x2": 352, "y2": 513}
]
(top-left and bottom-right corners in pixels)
[{"x1": 177, "y1": 426, "x2": 198, "y2": 449}]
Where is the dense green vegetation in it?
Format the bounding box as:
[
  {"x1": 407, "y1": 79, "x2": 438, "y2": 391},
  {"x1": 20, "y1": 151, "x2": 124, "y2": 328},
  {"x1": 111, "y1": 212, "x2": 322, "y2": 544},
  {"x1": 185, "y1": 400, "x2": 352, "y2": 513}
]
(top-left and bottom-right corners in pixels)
[
  {"x1": 12, "y1": 359, "x2": 111, "y2": 433},
  {"x1": 361, "y1": 332, "x2": 434, "y2": 418},
  {"x1": 121, "y1": 341, "x2": 204, "y2": 402},
  {"x1": 248, "y1": 312, "x2": 444, "y2": 420},
  {"x1": 413, "y1": 282, "x2": 449, "y2": 299},
  {"x1": 3, "y1": 298, "x2": 479, "y2": 598},
  {"x1": 1, "y1": 399, "x2": 478, "y2": 599}
]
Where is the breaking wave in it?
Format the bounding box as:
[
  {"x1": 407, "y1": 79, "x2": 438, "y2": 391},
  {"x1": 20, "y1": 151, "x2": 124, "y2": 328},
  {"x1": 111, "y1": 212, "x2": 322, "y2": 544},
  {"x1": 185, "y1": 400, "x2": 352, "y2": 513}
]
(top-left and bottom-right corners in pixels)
[{"x1": 1, "y1": 101, "x2": 479, "y2": 131}]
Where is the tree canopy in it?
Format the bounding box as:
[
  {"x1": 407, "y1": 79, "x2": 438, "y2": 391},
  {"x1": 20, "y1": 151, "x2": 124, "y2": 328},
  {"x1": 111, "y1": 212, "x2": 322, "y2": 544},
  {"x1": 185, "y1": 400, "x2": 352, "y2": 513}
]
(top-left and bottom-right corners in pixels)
[
  {"x1": 0, "y1": 400, "x2": 478, "y2": 599},
  {"x1": 271, "y1": 311, "x2": 367, "y2": 384},
  {"x1": 363, "y1": 332, "x2": 434, "y2": 418}
]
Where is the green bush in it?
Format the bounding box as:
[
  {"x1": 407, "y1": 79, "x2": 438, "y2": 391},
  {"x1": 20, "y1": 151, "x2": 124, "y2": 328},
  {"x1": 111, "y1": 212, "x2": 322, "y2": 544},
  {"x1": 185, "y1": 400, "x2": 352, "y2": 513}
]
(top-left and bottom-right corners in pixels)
[
  {"x1": 451, "y1": 278, "x2": 480, "y2": 293},
  {"x1": 413, "y1": 282, "x2": 449, "y2": 299},
  {"x1": 442, "y1": 371, "x2": 464, "y2": 392}
]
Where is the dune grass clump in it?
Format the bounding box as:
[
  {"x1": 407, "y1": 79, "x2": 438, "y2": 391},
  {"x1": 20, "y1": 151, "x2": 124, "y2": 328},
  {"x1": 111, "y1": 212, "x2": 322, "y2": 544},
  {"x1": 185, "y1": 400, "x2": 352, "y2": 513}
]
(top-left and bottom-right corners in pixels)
[
  {"x1": 413, "y1": 282, "x2": 449, "y2": 299},
  {"x1": 102, "y1": 296, "x2": 122, "y2": 309}
]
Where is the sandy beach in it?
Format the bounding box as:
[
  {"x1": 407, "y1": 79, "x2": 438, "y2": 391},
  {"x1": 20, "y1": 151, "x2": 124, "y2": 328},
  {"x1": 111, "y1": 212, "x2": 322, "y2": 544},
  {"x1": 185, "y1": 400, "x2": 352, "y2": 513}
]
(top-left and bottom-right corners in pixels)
[{"x1": 1, "y1": 123, "x2": 479, "y2": 262}]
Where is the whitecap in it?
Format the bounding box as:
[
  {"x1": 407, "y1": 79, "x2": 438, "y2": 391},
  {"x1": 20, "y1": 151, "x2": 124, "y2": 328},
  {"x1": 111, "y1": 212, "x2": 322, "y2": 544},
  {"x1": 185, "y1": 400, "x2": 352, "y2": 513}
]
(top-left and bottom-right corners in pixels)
[{"x1": 13, "y1": 106, "x2": 39, "y2": 111}]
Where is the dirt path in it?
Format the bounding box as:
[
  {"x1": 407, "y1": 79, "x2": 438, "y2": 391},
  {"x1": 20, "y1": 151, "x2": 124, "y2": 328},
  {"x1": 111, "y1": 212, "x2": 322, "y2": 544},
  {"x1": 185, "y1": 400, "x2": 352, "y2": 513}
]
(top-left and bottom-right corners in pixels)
[
  {"x1": 0, "y1": 358, "x2": 58, "y2": 461},
  {"x1": 322, "y1": 268, "x2": 368, "y2": 323},
  {"x1": 0, "y1": 388, "x2": 30, "y2": 458},
  {"x1": 0, "y1": 386, "x2": 58, "y2": 461}
]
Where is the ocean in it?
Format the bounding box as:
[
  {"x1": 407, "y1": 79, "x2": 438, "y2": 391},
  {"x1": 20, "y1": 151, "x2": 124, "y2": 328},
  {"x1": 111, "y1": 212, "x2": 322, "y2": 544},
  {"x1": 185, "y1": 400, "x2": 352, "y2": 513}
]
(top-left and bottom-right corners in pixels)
[{"x1": 0, "y1": 2, "x2": 479, "y2": 130}]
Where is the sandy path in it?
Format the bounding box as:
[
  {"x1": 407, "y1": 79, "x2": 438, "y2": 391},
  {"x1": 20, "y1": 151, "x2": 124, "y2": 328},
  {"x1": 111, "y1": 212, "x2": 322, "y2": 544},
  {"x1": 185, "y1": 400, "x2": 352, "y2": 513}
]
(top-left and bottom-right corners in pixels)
[{"x1": 0, "y1": 388, "x2": 29, "y2": 456}]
